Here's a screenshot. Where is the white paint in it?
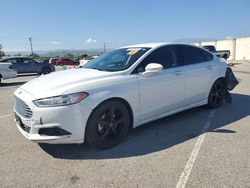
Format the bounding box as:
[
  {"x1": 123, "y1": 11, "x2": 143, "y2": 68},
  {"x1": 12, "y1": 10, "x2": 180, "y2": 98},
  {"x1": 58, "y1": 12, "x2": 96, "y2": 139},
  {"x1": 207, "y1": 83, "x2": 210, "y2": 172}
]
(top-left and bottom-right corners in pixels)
[
  {"x1": 0, "y1": 114, "x2": 13, "y2": 119},
  {"x1": 176, "y1": 110, "x2": 215, "y2": 188},
  {"x1": 0, "y1": 62, "x2": 17, "y2": 79},
  {"x1": 13, "y1": 43, "x2": 227, "y2": 144}
]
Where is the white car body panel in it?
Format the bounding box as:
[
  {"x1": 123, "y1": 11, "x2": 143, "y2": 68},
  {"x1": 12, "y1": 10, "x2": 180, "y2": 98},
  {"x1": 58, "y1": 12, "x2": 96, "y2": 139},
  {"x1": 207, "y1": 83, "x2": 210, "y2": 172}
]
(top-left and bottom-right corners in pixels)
[
  {"x1": 0, "y1": 62, "x2": 17, "y2": 80},
  {"x1": 13, "y1": 43, "x2": 228, "y2": 144},
  {"x1": 138, "y1": 68, "x2": 185, "y2": 120}
]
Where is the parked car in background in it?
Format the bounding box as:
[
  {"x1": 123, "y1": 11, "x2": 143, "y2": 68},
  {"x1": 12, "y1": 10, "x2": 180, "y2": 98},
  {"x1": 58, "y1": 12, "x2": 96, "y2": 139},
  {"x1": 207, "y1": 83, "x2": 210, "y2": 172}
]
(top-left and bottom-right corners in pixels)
[
  {"x1": 79, "y1": 56, "x2": 98, "y2": 67},
  {"x1": 0, "y1": 57, "x2": 55, "y2": 74},
  {"x1": 202, "y1": 45, "x2": 230, "y2": 60},
  {"x1": 56, "y1": 58, "x2": 79, "y2": 66},
  {"x1": 49, "y1": 58, "x2": 60, "y2": 65},
  {"x1": 13, "y1": 43, "x2": 238, "y2": 149},
  {"x1": 0, "y1": 62, "x2": 17, "y2": 84}
]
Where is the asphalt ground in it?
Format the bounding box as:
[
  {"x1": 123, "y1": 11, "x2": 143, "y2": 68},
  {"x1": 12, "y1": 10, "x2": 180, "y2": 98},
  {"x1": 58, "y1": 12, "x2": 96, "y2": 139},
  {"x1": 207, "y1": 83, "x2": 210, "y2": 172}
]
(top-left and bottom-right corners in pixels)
[{"x1": 0, "y1": 61, "x2": 249, "y2": 188}]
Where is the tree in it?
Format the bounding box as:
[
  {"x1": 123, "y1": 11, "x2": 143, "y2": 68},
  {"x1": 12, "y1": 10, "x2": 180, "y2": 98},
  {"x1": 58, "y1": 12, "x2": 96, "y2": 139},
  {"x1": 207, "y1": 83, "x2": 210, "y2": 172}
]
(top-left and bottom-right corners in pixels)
[
  {"x1": 0, "y1": 51, "x2": 4, "y2": 58},
  {"x1": 65, "y1": 53, "x2": 74, "y2": 58},
  {"x1": 0, "y1": 44, "x2": 4, "y2": 58},
  {"x1": 79, "y1": 54, "x2": 88, "y2": 59},
  {"x1": 30, "y1": 53, "x2": 40, "y2": 58}
]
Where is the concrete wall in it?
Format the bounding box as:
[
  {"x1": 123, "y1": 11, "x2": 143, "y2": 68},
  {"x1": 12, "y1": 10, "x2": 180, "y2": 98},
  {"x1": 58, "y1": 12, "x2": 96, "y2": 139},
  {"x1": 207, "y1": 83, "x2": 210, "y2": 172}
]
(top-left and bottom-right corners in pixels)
[
  {"x1": 235, "y1": 37, "x2": 250, "y2": 60},
  {"x1": 193, "y1": 36, "x2": 250, "y2": 60}
]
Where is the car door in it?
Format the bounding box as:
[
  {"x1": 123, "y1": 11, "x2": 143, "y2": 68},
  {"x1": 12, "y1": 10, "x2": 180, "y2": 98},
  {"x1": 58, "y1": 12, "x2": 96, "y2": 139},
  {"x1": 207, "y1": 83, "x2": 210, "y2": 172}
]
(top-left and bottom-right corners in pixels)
[
  {"x1": 22, "y1": 58, "x2": 36, "y2": 73},
  {"x1": 7, "y1": 58, "x2": 23, "y2": 73},
  {"x1": 179, "y1": 45, "x2": 214, "y2": 106},
  {"x1": 134, "y1": 45, "x2": 185, "y2": 120}
]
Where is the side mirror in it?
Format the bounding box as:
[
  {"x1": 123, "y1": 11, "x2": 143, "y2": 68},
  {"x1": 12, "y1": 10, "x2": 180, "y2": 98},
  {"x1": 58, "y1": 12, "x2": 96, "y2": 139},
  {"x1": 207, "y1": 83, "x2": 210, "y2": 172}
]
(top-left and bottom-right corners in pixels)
[{"x1": 142, "y1": 63, "x2": 163, "y2": 77}]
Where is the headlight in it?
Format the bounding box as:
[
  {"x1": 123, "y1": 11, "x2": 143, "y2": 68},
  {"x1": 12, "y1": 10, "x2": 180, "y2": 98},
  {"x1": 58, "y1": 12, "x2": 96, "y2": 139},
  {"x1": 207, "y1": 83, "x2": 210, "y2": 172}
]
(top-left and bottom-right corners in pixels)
[{"x1": 33, "y1": 92, "x2": 88, "y2": 107}]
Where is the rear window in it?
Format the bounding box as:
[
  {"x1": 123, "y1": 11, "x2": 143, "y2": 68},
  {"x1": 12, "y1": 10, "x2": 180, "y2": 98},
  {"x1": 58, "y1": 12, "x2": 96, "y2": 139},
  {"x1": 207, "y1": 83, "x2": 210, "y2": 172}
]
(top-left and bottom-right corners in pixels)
[
  {"x1": 200, "y1": 49, "x2": 213, "y2": 61},
  {"x1": 180, "y1": 46, "x2": 207, "y2": 65}
]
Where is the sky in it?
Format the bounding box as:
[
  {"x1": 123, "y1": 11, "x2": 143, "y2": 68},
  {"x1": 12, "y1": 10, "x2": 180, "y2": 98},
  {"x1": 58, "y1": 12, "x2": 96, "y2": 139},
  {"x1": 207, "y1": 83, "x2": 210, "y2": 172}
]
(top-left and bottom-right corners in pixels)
[{"x1": 0, "y1": 0, "x2": 250, "y2": 52}]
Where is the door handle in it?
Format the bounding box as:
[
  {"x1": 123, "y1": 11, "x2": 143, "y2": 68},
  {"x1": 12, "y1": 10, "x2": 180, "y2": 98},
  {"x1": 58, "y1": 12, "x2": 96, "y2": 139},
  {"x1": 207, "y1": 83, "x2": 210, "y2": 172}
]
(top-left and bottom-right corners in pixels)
[
  {"x1": 207, "y1": 66, "x2": 212, "y2": 70},
  {"x1": 174, "y1": 71, "x2": 181, "y2": 76}
]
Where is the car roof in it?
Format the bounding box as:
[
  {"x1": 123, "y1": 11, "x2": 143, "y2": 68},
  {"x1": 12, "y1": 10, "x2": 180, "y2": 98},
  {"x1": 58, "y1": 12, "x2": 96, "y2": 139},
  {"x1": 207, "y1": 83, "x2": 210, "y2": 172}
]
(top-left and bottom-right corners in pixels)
[{"x1": 121, "y1": 42, "x2": 196, "y2": 49}]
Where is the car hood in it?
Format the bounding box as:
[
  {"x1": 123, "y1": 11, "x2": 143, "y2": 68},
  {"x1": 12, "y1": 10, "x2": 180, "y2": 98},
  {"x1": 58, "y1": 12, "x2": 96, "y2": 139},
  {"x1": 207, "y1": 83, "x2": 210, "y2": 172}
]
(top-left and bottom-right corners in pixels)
[{"x1": 19, "y1": 68, "x2": 120, "y2": 99}]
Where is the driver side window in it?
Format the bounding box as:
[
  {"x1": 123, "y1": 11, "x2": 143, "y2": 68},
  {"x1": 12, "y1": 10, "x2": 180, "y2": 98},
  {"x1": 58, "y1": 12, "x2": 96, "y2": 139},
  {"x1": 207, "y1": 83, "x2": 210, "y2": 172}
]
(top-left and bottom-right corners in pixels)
[
  {"x1": 23, "y1": 59, "x2": 34, "y2": 64},
  {"x1": 132, "y1": 45, "x2": 180, "y2": 74}
]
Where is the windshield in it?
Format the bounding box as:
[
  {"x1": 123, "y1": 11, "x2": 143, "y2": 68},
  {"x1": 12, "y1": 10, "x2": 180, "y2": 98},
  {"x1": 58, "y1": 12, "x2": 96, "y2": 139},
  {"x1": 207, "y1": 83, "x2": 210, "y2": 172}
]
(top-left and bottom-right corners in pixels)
[{"x1": 83, "y1": 47, "x2": 150, "y2": 71}]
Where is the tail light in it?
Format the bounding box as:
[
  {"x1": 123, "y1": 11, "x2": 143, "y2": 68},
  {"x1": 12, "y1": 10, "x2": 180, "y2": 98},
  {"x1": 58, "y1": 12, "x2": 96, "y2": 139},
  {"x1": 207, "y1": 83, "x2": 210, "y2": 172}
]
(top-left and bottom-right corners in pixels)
[{"x1": 9, "y1": 65, "x2": 14, "y2": 69}]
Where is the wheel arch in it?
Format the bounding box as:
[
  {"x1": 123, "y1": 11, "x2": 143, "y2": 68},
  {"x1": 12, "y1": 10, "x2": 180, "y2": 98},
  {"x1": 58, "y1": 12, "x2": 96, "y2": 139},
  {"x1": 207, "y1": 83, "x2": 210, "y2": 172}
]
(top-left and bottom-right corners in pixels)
[
  {"x1": 93, "y1": 97, "x2": 133, "y2": 129},
  {"x1": 84, "y1": 97, "x2": 134, "y2": 142},
  {"x1": 214, "y1": 77, "x2": 227, "y2": 86},
  {"x1": 207, "y1": 76, "x2": 226, "y2": 99}
]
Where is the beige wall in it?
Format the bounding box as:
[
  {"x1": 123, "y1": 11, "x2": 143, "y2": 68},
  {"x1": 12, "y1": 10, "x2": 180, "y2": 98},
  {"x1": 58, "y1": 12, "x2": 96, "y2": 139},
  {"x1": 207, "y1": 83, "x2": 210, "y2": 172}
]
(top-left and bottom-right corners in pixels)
[
  {"x1": 192, "y1": 37, "x2": 250, "y2": 60},
  {"x1": 200, "y1": 41, "x2": 217, "y2": 47},
  {"x1": 235, "y1": 37, "x2": 250, "y2": 60}
]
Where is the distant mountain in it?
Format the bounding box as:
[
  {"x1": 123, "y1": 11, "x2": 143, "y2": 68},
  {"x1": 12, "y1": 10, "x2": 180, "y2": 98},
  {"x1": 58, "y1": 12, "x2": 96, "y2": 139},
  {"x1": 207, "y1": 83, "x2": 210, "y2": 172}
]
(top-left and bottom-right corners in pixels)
[{"x1": 4, "y1": 49, "x2": 104, "y2": 57}]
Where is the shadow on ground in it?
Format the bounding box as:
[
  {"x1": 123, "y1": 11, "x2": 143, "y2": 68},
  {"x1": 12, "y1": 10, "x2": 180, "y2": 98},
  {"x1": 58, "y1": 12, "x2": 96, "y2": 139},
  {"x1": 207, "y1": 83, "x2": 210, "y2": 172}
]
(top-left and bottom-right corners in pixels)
[
  {"x1": 39, "y1": 93, "x2": 250, "y2": 160},
  {"x1": 0, "y1": 81, "x2": 26, "y2": 87}
]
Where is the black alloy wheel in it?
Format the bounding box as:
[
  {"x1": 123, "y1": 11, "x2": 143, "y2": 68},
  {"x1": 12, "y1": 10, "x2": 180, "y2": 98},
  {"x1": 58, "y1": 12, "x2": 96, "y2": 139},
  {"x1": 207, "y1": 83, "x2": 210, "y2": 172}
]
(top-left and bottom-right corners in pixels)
[
  {"x1": 86, "y1": 100, "x2": 130, "y2": 149},
  {"x1": 208, "y1": 80, "x2": 225, "y2": 108},
  {"x1": 42, "y1": 66, "x2": 51, "y2": 75}
]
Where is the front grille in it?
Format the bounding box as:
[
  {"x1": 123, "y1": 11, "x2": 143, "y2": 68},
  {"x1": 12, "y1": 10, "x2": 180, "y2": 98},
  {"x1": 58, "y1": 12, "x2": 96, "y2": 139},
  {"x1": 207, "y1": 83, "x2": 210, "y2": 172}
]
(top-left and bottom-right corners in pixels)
[{"x1": 15, "y1": 97, "x2": 33, "y2": 118}]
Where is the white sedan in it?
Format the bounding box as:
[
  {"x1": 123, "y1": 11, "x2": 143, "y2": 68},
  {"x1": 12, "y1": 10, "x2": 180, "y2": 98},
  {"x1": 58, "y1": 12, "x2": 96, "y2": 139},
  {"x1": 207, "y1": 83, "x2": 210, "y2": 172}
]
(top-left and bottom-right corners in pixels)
[{"x1": 13, "y1": 43, "x2": 237, "y2": 149}]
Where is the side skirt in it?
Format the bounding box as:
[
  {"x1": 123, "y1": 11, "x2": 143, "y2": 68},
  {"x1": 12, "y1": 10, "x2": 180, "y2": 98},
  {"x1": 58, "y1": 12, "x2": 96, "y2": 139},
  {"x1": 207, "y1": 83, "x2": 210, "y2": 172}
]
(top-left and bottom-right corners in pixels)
[{"x1": 133, "y1": 99, "x2": 208, "y2": 128}]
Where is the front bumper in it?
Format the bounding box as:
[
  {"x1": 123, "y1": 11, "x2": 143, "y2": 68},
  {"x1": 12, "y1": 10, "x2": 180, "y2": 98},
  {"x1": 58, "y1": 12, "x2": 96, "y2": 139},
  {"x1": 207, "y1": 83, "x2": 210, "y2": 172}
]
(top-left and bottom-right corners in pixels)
[{"x1": 14, "y1": 88, "x2": 92, "y2": 144}]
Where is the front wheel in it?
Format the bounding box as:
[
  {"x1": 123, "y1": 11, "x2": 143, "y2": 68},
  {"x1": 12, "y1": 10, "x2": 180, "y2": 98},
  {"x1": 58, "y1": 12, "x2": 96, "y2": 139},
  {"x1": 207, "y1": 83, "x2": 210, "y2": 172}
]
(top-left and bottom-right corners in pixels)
[
  {"x1": 85, "y1": 100, "x2": 130, "y2": 149},
  {"x1": 208, "y1": 80, "x2": 225, "y2": 108}
]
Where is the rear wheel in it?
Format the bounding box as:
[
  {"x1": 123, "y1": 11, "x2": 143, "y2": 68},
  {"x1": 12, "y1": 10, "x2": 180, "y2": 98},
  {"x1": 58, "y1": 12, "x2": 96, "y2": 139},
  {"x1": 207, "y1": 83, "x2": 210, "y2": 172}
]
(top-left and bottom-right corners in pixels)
[
  {"x1": 208, "y1": 80, "x2": 225, "y2": 108},
  {"x1": 42, "y1": 66, "x2": 51, "y2": 75},
  {"x1": 86, "y1": 100, "x2": 130, "y2": 149}
]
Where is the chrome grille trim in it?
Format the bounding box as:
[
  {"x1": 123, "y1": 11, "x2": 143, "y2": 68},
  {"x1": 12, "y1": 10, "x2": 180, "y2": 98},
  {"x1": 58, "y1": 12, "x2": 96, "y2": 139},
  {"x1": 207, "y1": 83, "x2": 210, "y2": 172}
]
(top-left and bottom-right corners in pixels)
[{"x1": 15, "y1": 97, "x2": 33, "y2": 118}]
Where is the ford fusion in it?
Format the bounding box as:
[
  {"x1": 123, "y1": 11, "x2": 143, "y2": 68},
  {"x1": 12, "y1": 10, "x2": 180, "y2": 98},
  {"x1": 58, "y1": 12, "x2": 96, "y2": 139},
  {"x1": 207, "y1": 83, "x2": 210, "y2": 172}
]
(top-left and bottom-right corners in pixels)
[{"x1": 14, "y1": 43, "x2": 238, "y2": 149}]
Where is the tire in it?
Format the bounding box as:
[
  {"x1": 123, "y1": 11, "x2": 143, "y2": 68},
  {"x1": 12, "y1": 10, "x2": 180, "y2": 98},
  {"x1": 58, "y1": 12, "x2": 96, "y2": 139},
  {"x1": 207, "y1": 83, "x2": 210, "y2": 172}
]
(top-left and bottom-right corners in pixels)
[
  {"x1": 42, "y1": 66, "x2": 51, "y2": 75},
  {"x1": 86, "y1": 100, "x2": 130, "y2": 149},
  {"x1": 208, "y1": 80, "x2": 225, "y2": 108}
]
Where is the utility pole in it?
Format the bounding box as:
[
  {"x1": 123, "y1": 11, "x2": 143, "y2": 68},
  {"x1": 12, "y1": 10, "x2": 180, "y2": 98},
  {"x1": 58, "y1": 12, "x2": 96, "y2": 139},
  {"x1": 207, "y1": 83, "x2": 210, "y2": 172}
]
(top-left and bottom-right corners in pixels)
[
  {"x1": 103, "y1": 43, "x2": 106, "y2": 53},
  {"x1": 29, "y1": 37, "x2": 33, "y2": 56}
]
